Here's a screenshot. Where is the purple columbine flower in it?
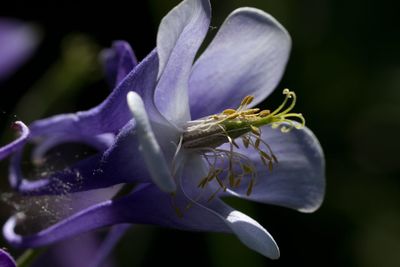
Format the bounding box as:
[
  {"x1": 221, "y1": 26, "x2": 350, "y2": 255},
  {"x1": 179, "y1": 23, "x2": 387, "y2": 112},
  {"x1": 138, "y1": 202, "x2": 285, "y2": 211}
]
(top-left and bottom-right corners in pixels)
[
  {"x1": 0, "y1": 0, "x2": 325, "y2": 259},
  {"x1": 0, "y1": 248, "x2": 16, "y2": 267},
  {"x1": 0, "y1": 18, "x2": 39, "y2": 82}
]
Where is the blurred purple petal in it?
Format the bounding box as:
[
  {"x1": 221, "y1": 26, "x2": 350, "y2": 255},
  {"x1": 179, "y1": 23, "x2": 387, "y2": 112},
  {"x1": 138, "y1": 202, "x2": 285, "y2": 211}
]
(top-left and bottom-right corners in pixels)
[
  {"x1": 0, "y1": 248, "x2": 16, "y2": 267},
  {"x1": 0, "y1": 18, "x2": 40, "y2": 81},
  {"x1": 101, "y1": 40, "x2": 137, "y2": 88},
  {"x1": 0, "y1": 121, "x2": 29, "y2": 161}
]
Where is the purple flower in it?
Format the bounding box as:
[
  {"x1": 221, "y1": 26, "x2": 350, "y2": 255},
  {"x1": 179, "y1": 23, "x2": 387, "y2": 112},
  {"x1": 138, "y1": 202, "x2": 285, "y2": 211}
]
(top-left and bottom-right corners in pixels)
[
  {"x1": 0, "y1": 0, "x2": 325, "y2": 259},
  {"x1": 0, "y1": 248, "x2": 16, "y2": 267},
  {"x1": 0, "y1": 18, "x2": 39, "y2": 82}
]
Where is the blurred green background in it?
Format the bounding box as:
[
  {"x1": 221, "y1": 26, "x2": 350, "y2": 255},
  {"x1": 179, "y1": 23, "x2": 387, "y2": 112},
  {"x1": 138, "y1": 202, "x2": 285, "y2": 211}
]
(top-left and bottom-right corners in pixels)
[{"x1": 1, "y1": 0, "x2": 400, "y2": 266}]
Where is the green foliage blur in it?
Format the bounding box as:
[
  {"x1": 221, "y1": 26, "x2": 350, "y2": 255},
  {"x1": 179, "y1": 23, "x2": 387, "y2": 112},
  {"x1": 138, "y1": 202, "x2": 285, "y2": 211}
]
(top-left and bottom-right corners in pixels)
[{"x1": 1, "y1": 0, "x2": 399, "y2": 266}]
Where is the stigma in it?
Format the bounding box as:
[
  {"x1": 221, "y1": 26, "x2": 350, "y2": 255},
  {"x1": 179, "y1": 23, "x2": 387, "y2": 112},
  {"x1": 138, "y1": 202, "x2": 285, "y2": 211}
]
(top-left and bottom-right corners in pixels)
[{"x1": 179, "y1": 89, "x2": 305, "y2": 199}]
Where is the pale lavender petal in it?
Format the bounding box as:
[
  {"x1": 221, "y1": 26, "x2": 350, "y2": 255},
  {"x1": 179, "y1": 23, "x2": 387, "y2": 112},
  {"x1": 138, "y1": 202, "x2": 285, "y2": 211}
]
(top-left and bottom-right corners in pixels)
[
  {"x1": 0, "y1": 248, "x2": 16, "y2": 267},
  {"x1": 29, "y1": 49, "x2": 158, "y2": 138},
  {"x1": 189, "y1": 8, "x2": 291, "y2": 119},
  {"x1": 0, "y1": 121, "x2": 29, "y2": 161},
  {"x1": 179, "y1": 154, "x2": 279, "y2": 259},
  {"x1": 127, "y1": 91, "x2": 176, "y2": 192},
  {"x1": 155, "y1": 0, "x2": 211, "y2": 126},
  {"x1": 0, "y1": 18, "x2": 40, "y2": 81},
  {"x1": 101, "y1": 40, "x2": 137, "y2": 88},
  {"x1": 207, "y1": 200, "x2": 280, "y2": 259},
  {"x1": 224, "y1": 125, "x2": 325, "y2": 212}
]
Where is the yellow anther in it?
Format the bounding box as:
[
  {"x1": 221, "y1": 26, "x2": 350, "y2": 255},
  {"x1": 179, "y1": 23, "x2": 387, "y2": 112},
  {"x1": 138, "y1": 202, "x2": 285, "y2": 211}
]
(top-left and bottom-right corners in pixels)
[
  {"x1": 222, "y1": 109, "x2": 237, "y2": 115},
  {"x1": 240, "y1": 95, "x2": 254, "y2": 108},
  {"x1": 241, "y1": 108, "x2": 260, "y2": 115},
  {"x1": 207, "y1": 187, "x2": 222, "y2": 202},
  {"x1": 246, "y1": 179, "x2": 254, "y2": 196},
  {"x1": 260, "y1": 156, "x2": 268, "y2": 167},
  {"x1": 234, "y1": 179, "x2": 242, "y2": 187},
  {"x1": 206, "y1": 174, "x2": 215, "y2": 182},
  {"x1": 255, "y1": 138, "x2": 261, "y2": 149},
  {"x1": 250, "y1": 125, "x2": 261, "y2": 136},
  {"x1": 260, "y1": 150, "x2": 272, "y2": 161},
  {"x1": 226, "y1": 113, "x2": 239, "y2": 120},
  {"x1": 231, "y1": 139, "x2": 239, "y2": 149},
  {"x1": 246, "y1": 95, "x2": 255, "y2": 105},
  {"x1": 215, "y1": 176, "x2": 225, "y2": 189},
  {"x1": 197, "y1": 177, "x2": 208, "y2": 188},
  {"x1": 229, "y1": 173, "x2": 235, "y2": 187},
  {"x1": 268, "y1": 161, "x2": 273, "y2": 172},
  {"x1": 259, "y1": 110, "x2": 271, "y2": 117},
  {"x1": 243, "y1": 164, "x2": 253, "y2": 174},
  {"x1": 242, "y1": 136, "x2": 250, "y2": 148}
]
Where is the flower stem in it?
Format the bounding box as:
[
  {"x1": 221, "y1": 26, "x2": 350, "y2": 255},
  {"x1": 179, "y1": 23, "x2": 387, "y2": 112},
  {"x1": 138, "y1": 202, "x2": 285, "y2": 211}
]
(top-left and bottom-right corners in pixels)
[{"x1": 16, "y1": 248, "x2": 46, "y2": 267}]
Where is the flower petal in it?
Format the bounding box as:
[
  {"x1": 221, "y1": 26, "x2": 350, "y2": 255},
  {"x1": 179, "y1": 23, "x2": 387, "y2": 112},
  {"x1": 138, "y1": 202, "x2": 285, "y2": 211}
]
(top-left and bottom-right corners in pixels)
[
  {"x1": 127, "y1": 91, "x2": 176, "y2": 193},
  {"x1": 29, "y1": 49, "x2": 158, "y2": 138},
  {"x1": 2, "y1": 183, "x2": 228, "y2": 248},
  {"x1": 179, "y1": 154, "x2": 280, "y2": 259},
  {"x1": 0, "y1": 121, "x2": 29, "y2": 161},
  {"x1": 9, "y1": 120, "x2": 148, "y2": 194},
  {"x1": 188, "y1": 8, "x2": 291, "y2": 119},
  {"x1": 0, "y1": 18, "x2": 40, "y2": 82},
  {"x1": 225, "y1": 125, "x2": 325, "y2": 212},
  {"x1": 31, "y1": 133, "x2": 114, "y2": 165},
  {"x1": 6, "y1": 174, "x2": 278, "y2": 258},
  {"x1": 3, "y1": 201, "x2": 118, "y2": 248},
  {"x1": 155, "y1": 0, "x2": 211, "y2": 126},
  {"x1": 207, "y1": 201, "x2": 280, "y2": 259},
  {"x1": 0, "y1": 248, "x2": 16, "y2": 267},
  {"x1": 100, "y1": 40, "x2": 137, "y2": 88}
]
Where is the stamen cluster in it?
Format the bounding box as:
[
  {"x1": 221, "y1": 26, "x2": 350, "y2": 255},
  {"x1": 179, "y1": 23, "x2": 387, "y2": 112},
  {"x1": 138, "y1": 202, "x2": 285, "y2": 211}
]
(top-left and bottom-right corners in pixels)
[{"x1": 181, "y1": 89, "x2": 305, "y2": 198}]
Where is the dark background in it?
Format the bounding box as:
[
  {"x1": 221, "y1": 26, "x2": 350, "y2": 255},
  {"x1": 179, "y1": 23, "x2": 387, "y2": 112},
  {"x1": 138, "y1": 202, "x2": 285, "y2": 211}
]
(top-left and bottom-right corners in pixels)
[{"x1": 1, "y1": 0, "x2": 400, "y2": 266}]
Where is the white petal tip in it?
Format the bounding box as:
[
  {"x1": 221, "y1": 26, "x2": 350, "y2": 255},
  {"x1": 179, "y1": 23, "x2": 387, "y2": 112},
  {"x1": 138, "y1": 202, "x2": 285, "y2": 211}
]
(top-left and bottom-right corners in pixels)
[
  {"x1": 226, "y1": 210, "x2": 280, "y2": 259},
  {"x1": 126, "y1": 91, "x2": 177, "y2": 193}
]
